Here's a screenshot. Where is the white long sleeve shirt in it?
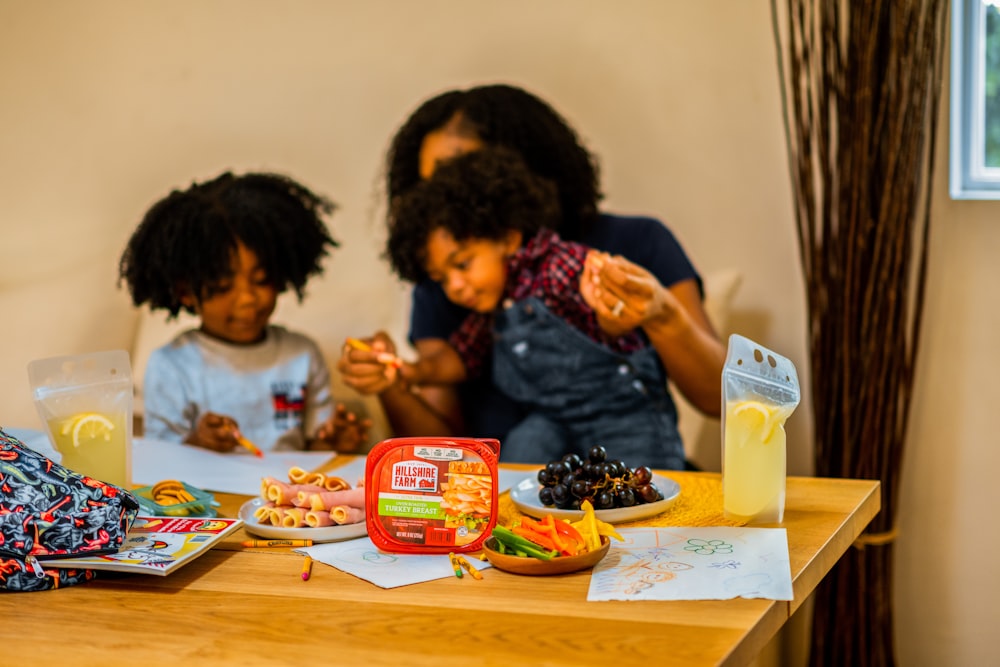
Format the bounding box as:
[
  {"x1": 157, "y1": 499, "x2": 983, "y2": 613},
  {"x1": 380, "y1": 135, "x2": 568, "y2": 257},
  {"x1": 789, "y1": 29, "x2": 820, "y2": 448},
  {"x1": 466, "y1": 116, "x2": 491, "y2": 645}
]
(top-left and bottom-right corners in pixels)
[{"x1": 142, "y1": 325, "x2": 333, "y2": 451}]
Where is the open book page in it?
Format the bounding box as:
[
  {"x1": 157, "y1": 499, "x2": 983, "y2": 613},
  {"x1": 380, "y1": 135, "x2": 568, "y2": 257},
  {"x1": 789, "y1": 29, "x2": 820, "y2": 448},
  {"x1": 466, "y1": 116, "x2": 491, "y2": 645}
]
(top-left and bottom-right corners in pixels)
[{"x1": 38, "y1": 516, "x2": 243, "y2": 576}]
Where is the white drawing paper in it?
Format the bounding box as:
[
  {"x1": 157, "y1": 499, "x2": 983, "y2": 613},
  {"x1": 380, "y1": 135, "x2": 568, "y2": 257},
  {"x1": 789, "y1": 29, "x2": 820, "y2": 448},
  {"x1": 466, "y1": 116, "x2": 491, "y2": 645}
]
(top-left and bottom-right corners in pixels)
[
  {"x1": 299, "y1": 537, "x2": 490, "y2": 589},
  {"x1": 132, "y1": 437, "x2": 338, "y2": 494}
]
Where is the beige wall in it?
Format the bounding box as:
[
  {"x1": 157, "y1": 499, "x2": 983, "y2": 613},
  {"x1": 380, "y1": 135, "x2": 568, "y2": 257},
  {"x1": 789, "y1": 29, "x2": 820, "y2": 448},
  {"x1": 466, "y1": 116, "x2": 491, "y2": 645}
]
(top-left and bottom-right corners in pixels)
[{"x1": 0, "y1": 1, "x2": 994, "y2": 663}]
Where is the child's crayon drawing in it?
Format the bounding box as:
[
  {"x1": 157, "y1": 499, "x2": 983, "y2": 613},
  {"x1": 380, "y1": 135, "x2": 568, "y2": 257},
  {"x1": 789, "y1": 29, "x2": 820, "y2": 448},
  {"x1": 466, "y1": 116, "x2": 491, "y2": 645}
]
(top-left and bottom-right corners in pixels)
[{"x1": 587, "y1": 527, "x2": 792, "y2": 601}]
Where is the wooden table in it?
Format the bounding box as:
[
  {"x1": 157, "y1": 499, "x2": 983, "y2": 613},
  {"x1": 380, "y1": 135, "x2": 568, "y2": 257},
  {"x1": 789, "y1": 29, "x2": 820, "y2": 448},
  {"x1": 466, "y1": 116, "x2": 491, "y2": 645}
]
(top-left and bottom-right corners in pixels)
[{"x1": 1, "y1": 464, "x2": 879, "y2": 667}]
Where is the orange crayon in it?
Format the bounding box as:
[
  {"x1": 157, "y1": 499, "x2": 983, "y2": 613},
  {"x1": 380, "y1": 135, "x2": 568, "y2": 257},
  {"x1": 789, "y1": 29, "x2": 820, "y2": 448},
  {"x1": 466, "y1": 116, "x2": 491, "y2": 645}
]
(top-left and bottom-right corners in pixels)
[{"x1": 233, "y1": 431, "x2": 264, "y2": 458}]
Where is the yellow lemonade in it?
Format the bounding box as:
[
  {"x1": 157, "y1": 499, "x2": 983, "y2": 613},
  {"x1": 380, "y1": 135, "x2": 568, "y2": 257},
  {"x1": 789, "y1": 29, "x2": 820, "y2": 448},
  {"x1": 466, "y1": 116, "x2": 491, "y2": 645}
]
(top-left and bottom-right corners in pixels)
[
  {"x1": 722, "y1": 399, "x2": 790, "y2": 523},
  {"x1": 47, "y1": 411, "x2": 131, "y2": 488}
]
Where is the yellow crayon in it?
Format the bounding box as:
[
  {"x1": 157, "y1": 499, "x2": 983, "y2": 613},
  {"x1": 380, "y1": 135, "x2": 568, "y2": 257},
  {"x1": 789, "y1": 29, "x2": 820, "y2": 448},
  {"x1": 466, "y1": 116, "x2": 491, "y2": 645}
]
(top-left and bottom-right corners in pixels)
[
  {"x1": 301, "y1": 556, "x2": 313, "y2": 581},
  {"x1": 346, "y1": 337, "x2": 373, "y2": 351},
  {"x1": 241, "y1": 539, "x2": 314, "y2": 548},
  {"x1": 457, "y1": 555, "x2": 483, "y2": 580},
  {"x1": 448, "y1": 552, "x2": 463, "y2": 579},
  {"x1": 346, "y1": 338, "x2": 403, "y2": 369}
]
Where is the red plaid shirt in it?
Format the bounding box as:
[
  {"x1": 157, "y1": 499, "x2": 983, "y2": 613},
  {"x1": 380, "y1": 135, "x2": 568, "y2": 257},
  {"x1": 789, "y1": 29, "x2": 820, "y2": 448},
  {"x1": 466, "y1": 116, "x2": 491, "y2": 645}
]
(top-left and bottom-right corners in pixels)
[{"x1": 449, "y1": 229, "x2": 646, "y2": 378}]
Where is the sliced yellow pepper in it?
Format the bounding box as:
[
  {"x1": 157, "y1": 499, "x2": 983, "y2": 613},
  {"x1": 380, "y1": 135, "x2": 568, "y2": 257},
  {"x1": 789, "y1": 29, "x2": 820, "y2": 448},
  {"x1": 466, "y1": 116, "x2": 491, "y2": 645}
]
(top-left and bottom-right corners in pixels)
[
  {"x1": 572, "y1": 500, "x2": 603, "y2": 552},
  {"x1": 572, "y1": 499, "x2": 625, "y2": 550},
  {"x1": 592, "y1": 516, "x2": 623, "y2": 543}
]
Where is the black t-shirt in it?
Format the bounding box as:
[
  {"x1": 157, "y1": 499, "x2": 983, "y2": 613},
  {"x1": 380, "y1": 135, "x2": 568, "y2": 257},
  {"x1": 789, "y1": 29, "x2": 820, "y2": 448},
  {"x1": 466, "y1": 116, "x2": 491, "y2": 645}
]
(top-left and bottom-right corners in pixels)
[{"x1": 407, "y1": 212, "x2": 701, "y2": 441}]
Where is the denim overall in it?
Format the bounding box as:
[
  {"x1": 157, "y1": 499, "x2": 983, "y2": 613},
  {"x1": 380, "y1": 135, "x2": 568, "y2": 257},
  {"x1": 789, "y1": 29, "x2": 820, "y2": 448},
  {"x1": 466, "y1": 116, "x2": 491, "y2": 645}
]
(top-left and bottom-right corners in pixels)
[{"x1": 491, "y1": 297, "x2": 685, "y2": 470}]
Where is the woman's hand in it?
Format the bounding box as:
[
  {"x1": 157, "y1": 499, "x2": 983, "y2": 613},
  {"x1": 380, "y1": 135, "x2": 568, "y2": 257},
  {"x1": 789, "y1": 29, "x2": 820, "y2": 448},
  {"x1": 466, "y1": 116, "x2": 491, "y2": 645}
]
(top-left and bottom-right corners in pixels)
[
  {"x1": 581, "y1": 250, "x2": 725, "y2": 416},
  {"x1": 581, "y1": 251, "x2": 683, "y2": 335},
  {"x1": 312, "y1": 403, "x2": 373, "y2": 453},
  {"x1": 337, "y1": 332, "x2": 402, "y2": 396},
  {"x1": 187, "y1": 411, "x2": 240, "y2": 453}
]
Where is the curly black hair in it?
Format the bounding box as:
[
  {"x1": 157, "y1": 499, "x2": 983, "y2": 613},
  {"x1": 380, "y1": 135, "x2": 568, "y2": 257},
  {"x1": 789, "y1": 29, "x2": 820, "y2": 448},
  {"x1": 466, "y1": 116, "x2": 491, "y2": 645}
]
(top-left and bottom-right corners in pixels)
[
  {"x1": 119, "y1": 171, "x2": 337, "y2": 316},
  {"x1": 385, "y1": 83, "x2": 602, "y2": 241},
  {"x1": 386, "y1": 147, "x2": 561, "y2": 283}
]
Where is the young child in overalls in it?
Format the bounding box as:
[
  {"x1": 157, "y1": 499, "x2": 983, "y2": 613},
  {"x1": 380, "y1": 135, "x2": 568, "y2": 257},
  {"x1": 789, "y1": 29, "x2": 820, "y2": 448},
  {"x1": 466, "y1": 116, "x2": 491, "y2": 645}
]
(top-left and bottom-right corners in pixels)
[{"x1": 385, "y1": 147, "x2": 684, "y2": 470}]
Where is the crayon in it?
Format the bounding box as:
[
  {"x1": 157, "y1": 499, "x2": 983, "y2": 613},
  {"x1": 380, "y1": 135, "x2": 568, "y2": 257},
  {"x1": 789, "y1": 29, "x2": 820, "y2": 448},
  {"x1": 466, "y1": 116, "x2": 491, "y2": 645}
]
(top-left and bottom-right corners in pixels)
[
  {"x1": 345, "y1": 338, "x2": 403, "y2": 369},
  {"x1": 301, "y1": 556, "x2": 313, "y2": 581},
  {"x1": 345, "y1": 337, "x2": 372, "y2": 351},
  {"x1": 448, "y1": 552, "x2": 463, "y2": 579},
  {"x1": 234, "y1": 431, "x2": 264, "y2": 458},
  {"x1": 241, "y1": 539, "x2": 314, "y2": 548},
  {"x1": 457, "y1": 555, "x2": 483, "y2": 580}
]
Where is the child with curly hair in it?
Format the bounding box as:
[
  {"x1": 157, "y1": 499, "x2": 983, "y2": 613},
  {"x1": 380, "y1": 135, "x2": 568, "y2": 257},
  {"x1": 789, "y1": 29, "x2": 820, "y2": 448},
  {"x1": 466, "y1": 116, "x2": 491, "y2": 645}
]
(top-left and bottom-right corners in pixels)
[
  {"x1": 384, "y1": 148, "x2": 685, "y2": 471},
  {"x1": 119, "y1": 171, "x2": 370, "y2": 453}
]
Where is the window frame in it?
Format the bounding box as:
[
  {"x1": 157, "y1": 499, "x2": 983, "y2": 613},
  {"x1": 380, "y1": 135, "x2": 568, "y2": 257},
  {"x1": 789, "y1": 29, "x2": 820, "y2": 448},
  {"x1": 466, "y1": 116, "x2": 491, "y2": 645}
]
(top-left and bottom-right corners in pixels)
[{"x1": 951, "y1": 0, "x2": 1000, "y2": 199}]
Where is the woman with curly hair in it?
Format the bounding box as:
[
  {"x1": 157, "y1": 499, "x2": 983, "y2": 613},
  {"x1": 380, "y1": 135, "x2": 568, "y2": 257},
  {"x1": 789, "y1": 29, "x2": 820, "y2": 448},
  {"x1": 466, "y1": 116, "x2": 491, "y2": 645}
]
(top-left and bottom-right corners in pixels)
[
  {"x1": 340, "y1": 84, "x2": 724, "y2": 463},
  {"x1": 120, "y1": 171, "x2": 369, "y2": 453}
]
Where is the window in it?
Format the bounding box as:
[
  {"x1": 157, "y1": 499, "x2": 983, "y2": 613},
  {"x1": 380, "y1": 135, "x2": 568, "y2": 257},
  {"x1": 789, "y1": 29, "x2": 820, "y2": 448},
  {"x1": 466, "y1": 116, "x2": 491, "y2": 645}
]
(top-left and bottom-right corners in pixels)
[{"x1": 951, "y1": 0, "x2": 1000, "y2": 198}]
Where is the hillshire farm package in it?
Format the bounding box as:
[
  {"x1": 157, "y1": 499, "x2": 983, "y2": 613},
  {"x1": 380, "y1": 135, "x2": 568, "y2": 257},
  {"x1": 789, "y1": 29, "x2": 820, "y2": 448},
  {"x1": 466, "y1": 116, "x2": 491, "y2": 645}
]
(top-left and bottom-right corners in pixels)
[{"x1": 365, "y1": 437, "x2": 499, "y2": 554}]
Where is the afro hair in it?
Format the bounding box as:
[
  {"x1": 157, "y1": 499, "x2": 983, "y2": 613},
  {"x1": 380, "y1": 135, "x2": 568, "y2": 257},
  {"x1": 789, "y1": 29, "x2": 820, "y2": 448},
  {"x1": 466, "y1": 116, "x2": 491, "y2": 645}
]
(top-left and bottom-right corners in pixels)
[
  {"x1": 119, "y1": 171, "x2": 337, "y2": 316},
  {"x1": 386, "y1": 147, "x2": 560, "y2": 283}
]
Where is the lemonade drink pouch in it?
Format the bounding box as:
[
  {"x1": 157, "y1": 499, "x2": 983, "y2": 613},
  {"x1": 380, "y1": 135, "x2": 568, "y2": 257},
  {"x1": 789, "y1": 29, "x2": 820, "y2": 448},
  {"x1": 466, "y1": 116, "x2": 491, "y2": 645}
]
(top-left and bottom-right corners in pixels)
[
  {"x1": 721, "y1": 334, "x2": 799, "y2": 524},
  {"x1": 28, "y1": 350, "x2": 133, "y2": 488}
]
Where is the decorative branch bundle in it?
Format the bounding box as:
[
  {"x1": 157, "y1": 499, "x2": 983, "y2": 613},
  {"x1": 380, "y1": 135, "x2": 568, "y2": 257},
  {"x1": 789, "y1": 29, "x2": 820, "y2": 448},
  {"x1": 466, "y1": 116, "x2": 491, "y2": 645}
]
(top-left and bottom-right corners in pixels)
[{"x1": 770, "y1": 1, "x2": 947, "y2": 665}]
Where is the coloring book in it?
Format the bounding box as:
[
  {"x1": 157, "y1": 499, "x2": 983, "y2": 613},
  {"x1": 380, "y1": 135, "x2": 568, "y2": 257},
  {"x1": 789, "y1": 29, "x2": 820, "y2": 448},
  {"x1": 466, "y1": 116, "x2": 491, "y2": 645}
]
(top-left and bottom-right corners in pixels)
[{"x1": 38, "y1": 516, "x2": 242, "y2": 576}]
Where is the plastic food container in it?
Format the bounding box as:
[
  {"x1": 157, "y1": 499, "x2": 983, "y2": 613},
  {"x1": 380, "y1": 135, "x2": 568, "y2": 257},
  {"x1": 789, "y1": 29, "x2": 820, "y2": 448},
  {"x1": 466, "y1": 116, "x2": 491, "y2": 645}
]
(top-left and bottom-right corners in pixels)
[
  {"x1": 365, "y1": 437, "x2": 499, "y2": 554},
  {"x1": 132, "y1": 482, "x2": 219, "y2": 517}
]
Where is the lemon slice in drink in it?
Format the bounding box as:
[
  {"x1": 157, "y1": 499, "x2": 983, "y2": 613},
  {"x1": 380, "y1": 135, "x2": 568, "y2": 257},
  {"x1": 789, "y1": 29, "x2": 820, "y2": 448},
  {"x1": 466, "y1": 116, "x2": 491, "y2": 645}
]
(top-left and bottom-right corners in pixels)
[
  {"x1": 731, "y1": 400, "x2": 780, "y2": 444},
  {"x1": 64, "y1": 413, "x2": 115, "y2": 448}
]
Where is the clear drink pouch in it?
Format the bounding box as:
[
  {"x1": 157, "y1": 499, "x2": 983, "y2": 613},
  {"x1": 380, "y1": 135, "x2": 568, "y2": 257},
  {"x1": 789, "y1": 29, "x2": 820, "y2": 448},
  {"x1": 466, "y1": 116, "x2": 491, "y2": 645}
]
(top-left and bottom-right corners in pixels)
[
  {"x1": 721, "y1": 334, "x2": 800, "y2": 524},
  {"x1": 27, "y1": 350, "x2": 134, "y2": 489}
]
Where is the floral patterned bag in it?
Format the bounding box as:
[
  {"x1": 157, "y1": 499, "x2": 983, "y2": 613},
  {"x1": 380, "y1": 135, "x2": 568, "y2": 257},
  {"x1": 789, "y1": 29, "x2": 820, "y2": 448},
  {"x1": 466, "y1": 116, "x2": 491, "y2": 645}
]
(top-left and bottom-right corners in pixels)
[{"x1": 0, "y1": 428, "x2": 139, "y2": 592}]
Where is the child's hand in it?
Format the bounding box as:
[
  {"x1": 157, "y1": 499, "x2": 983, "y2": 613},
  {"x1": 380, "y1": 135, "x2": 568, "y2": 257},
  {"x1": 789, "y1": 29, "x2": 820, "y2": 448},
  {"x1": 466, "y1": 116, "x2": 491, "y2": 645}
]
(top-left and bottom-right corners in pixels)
[
  {"x1": 337, "y1": 332, "x2": 403, "y2": 396},
  {"x1": 187, "y1": 412, "x2": 241, "y2": 453},
  {"x1": 312, "y1": 403, "x2": 373, "y2": 453}
]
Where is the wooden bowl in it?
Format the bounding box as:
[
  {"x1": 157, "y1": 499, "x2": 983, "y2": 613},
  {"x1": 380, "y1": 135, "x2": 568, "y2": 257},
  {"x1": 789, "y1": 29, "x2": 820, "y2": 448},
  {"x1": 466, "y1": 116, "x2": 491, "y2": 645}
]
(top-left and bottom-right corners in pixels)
[{"x1": 482, "y1": 535, "x2": 611, "y2": 576}]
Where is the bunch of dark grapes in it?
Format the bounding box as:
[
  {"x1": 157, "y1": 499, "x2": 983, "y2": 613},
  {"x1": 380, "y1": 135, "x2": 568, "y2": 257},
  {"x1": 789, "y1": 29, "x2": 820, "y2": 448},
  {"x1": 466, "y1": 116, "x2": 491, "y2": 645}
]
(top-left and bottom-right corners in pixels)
[{"x1": 536, "y1": 445, "x2": 663, "y2": 510}]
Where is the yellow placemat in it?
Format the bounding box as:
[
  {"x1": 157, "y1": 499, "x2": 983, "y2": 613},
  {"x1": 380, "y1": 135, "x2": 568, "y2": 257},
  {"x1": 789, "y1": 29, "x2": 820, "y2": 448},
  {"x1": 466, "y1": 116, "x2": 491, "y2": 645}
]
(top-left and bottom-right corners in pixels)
[{"x1": 497, "y1": 473, "x2": 746, "y2": 528}]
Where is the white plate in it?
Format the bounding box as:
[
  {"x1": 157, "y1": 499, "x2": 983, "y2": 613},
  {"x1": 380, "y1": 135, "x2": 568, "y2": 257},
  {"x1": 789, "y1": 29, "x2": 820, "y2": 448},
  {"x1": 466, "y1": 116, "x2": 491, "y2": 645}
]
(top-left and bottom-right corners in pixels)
[
  {"x1": 509, "y1": 473, "x2": 681, "y2": 524},
  {"x1": 238, "y1": 497, "x2": 368, "y2": 543}
]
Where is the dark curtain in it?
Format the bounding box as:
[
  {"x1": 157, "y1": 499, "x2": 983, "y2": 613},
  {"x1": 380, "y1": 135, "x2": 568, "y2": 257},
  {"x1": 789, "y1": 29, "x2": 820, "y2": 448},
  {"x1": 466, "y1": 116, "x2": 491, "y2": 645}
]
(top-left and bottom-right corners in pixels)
[{"x1": 770, "y1": 1, "x2": 948, "y2": 665}]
